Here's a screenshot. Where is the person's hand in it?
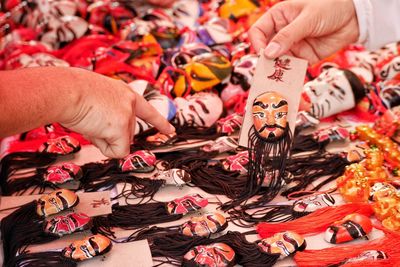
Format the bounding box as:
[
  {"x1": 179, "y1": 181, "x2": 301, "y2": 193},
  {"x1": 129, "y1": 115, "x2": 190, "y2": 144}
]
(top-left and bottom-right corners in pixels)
[
  {"x1": 146, "y1": 0, "x2": 176, "y2": 7},
  {"x1": 60, "y1": 68, "x2": 175, "y2": 158},
  {"x1": 249, "y1": 0, "x2": 359, "y2": 64}
]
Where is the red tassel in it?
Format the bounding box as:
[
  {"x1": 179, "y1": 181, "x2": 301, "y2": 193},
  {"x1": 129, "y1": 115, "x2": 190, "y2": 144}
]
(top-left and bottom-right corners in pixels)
[
  {"x1": 257, "y1": 203, "x2": 374, "y2": 238},
  {"x1": 294, "y1": 232, "x2": 400, "y2": 267}
]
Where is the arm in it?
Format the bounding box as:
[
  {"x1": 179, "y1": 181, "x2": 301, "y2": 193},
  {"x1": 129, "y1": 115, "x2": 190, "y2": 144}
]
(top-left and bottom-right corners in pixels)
[{"x1": 0, "y1": 67, "x2": 174, "y2": 158}]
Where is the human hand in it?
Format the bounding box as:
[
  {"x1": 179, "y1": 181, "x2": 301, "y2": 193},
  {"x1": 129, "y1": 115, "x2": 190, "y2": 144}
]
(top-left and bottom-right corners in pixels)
[
  {"x1": 60, "y1": 68, "x2": 175, "y2": 158},
  {"x1": 249, "y1": 0, "x2": 359, "y2": 64},
  {"x1": 146, "y1": 0, "x2": 176, "y2": 7}
]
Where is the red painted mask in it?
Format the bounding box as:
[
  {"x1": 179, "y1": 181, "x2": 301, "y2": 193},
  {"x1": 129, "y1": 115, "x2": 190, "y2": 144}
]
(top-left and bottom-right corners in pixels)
[
  {"x1": 166, "y1": 194, "x2": 208, "y2": 215},
  {"x1": 216, "y1": 113, "x2": 244, "y2": 135},
  {"x1": 62, "y1": 234, "x2": 112, "y2": 261},
  {"x1": 222, "y1": 151, "x2": 249, "y2": 174},
  {"x1": 44, "y1": 212, "x2": 91, "y2": 237},
  {"x1": 252, "y1": 92, "x2": 288, "y2": 140},
  {"x1": 118, "y1": 150, "x2": 156, "y2": 173},
  {"x1": 43, "y1": 163, "x2": 83, "y2": 185},
  {"x1": 201, "y1": 136, "x2": 238, "y2": 153},
  {"x1": 38, "y1": 136, "x2": 80, "y2": 155},
  {"x1": 152, "y1": 168, "x2": 191, "y2": 187},
  {"x1": 36, "y1": 189, "x2": 79, "y2": 217},
  {"x1": 341, "y1": 250, "x2": 388, "y2": 265},
  {"x1": 257, "y1": 231, "x2": 306, "y2": 259},
  {"x1": 183, "y1": 243, "x2": 236, "y2": 267},
  {"x1": 180, "y1": 212, "x2": 227, "y2": 237},
  {"x1": 324, "y1": 213, "x2": 373, "y2": 244},
  {"x1": 312, "y1": 126, "x2": 349, "y2": 143},
  {"x1": 292, "y1": 193, "x2": 336, "y2": 215}
]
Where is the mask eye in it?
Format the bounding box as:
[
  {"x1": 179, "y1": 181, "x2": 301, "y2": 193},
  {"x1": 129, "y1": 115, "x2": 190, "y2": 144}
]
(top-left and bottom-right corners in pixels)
[
  {"x1": 253, "y1": 112, "x2": 265, "y2": 118},
  {"x1": 275, "y1": 112, "x2": 287, "y2": 119}
]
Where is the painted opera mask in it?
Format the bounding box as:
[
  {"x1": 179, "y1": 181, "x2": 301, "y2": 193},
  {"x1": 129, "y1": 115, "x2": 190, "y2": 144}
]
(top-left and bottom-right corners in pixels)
[
  {"x1": 257, "y1": 231, "x2": 306, "y2": 259},
  {"x1": 166, "y1": 194, "x2": 208, "y2": 215},
  {"x1": 292, "y1": 193, "x2": 335, "y2": 215},
  {"x1": 62, "y1": 234, "x2": 112, "y2": 261},
  {"x1": 118, "y1": 150, "x2": 156, "y2": 173},
  {"x1": 252, "y1": 91, "x2": 288, "y2": 140},
  {"x1": 183, "y1": 243, "x2": 236, "y2": 267},
  {"x1": 180, "y1": 212, "x2": 227, "y2": 238},
  {"x1": 44, "y1": 212, "x2": 91, "y2": 237},
  {"x1": 36, "y1": 189, "x2": 79, "y2": 217},
  {"x1": 38, "y1": 136, "x2": 81, "y2": 155},
  {"x1": 43, "y1": 163, "x2": 83, "y2": 185}
]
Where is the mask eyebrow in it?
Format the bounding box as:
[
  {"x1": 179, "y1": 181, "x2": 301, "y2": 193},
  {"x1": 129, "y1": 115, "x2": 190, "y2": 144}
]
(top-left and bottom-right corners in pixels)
[
  {"x1": 272, "y1": 100, "x2": 288, "y2": 109},
  {"x1": 253, "y1": 101, "x2": 268, "y2": 109}
]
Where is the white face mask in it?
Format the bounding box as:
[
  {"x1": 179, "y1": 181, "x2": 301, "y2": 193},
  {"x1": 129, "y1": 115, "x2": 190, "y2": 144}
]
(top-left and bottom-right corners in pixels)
[{"x1": 303, "y1": 68, "x2": 356, "y2": 118}]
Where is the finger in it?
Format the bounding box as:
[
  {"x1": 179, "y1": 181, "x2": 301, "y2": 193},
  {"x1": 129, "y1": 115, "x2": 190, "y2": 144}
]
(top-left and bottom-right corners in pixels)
[
  {"x1": 290, "y1": 41, "x2": 321, "y2": 64},
  {"x1": 249, "y1": 12, "x2": 276, "y2": 52},
  {"x1": 265, "y1": 14, "x2": 311, "y2": 58},
  {"x1": 134, "y1": 93, "x2": 175, "y2": 134}
]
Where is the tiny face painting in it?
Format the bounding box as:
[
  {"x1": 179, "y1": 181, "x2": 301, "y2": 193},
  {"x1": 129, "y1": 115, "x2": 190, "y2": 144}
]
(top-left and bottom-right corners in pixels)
[
  {"x1": 324, "y1": 213, "x2": 372, "y2": 244},
  {"x1": 180, "y1": 212, "x2": 227, "y2": 237},
  {"x1": 252, "y1": 91, "x2": 288, "y2": 140},
  {"x1": 36, "y1": 189, "x2": 79, "y2": 217},
  {"x1": 166, "y1": 194, "x2": 208, "y2": 215},
  {"x1": 62, "y1": 234, "x2": 112, "y2": 261},
  {"x1": 292, "y1": 193, "x2": 335, "y2": 215},
  {"x1": 44, "y1": 212, "x2": 91, "y2": 237},
  {"x1": 257, "y1": 231, "x2": 306, "y2": 259},
  {"x1": 183, "y1": 243, "x2": 235, "y2": 267},
  {"x1": 302, "y1": 68, "x2": 356, "y2": 118},
  {"x1": 38, "y1": 136, "x2": 81, "y2": 155},
  {"x1": 43, "y1": 163, "x2": 83, "y2": 185},
  {"x1": 118, "y1": 150, "x2": 156, "y2": 173},
  {"x1": 153, "y1": 168, "x2": 191, "y2": 186}
]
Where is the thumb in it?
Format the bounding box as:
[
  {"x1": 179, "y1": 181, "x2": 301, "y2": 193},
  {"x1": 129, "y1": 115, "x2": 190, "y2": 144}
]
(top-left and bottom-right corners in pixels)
[{"x1": 265, "y1": 15, "x2": 310, "y2": 58}]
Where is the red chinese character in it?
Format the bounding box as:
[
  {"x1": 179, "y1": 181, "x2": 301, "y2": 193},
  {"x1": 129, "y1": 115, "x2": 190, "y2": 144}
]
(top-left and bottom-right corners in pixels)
[
  {"x1": 91, "y1": 198, "x2": 110, "y2": 208},
  {"x1": 267, "y1": 68, "x2": 285, "y2": 82},
  {"x1": 274, "y1": 58, "x2": 291, "y2": 70}
]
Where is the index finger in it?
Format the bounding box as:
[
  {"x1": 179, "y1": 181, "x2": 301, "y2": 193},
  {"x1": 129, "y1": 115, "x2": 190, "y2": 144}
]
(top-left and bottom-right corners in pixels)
[
  {"x1": 134, "y1": 92, "x2": 175, "y2": 134},
  {"x1": 249, "y1": 11, "x2": 276, "y2": 52}
]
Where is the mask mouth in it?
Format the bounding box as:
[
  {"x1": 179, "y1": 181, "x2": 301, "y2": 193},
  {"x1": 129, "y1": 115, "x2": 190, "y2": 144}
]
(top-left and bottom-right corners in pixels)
[{"x1": 259, "y1": 124, "x2": 286, "y2": 134}]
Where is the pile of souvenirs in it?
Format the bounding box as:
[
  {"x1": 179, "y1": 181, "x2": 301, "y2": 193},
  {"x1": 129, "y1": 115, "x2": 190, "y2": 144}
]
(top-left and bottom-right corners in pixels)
[{"x1": 1, "y1": 0, "x2": 400, "y2": 266}]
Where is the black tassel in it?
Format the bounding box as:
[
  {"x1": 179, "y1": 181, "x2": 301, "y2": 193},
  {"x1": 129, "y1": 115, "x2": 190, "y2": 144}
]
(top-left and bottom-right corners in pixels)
[
  {"x1": 92, "y1": 202, "x2": 183, "y2": 239},
  {"x1": 292, "y1": 133, "x2": 329, "y2": 153},
  {"x1": 1, "y1": 201, "x2": 39, "y2": 265},
  {"x1": 6, "y1": 251, "x2": 77, "y2": 267}
]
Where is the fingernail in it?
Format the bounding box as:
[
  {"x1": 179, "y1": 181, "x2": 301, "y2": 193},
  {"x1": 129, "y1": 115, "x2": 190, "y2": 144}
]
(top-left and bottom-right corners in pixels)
[{"x1": 265, "y1": 42, "x2": 281, "y2": 58}]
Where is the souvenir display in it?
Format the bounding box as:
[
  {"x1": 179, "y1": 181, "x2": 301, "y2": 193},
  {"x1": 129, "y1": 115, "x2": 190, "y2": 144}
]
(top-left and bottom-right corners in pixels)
[
  {"x1": 8, "y1": 234, "x2": 112, "y2": 266},
  {"x1": 92, "y1": 194, "x2": 208, "y2": 238},
  {"x1": 1, "y1": 189, "x2": 79, "y2": 264}
]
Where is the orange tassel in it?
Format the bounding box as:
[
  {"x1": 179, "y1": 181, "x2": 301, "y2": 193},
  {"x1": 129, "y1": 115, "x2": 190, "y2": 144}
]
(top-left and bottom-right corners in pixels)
[
  {"x1": 257, "y1": 203, "x2": 373, "y2": 238},
  {"x1": 294, "y1": 232, "x2": 400, "y2": 267}
]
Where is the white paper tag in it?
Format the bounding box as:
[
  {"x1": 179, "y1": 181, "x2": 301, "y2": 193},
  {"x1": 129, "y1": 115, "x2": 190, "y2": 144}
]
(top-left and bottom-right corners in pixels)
[{"x1": 239, "y1": 53, "x2": 308, "y2": 147}]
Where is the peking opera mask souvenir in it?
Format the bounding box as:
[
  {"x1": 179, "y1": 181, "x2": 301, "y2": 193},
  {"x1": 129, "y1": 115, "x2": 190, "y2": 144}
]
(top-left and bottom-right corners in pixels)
[
  {"x1": 0, "y1": 189, "x2": 79, "y2": 263},
  {"x1": 216, "y1": 113, "x2": 244, "y2": 135},
  {"x1": 201, "y1": 136, "x2": 239, "y2": 153},
  {"x1": 337, "y1": 250, "x2": 388, "y2": 266},
  {"x1": 122, "y1": 212, "x2": 228, "y2": 243},
  {"x1": 376, "y1": 55, "x2": 400, "y2": 81},
  {"x1": 44, "y1": 212, "x2": 91, "y2": 237},
  {"x1": 0, "y1": 135, "x2": 82, "y2": 193},
  {"x1": 118, "y1": 150, "x2": 157, "y2": 173},
  {"x1": 184, "y1": 52, "x2": 232, "y2": 92},
  {"x1": 183, "y1": 243, "x2": 236, "y2": 267},
  {"x1": 87, "y1": 0, "x2": 136, "y2": 35},
  {"x1": 3, "y1": 162, "x2": 83, "y2": 195},
  {"x1": 8, "y1": 234, "x2": 112, "y2": 266},
  {"x1": 230, "y1": 54, "x2": 258, "y2": 91},
  {"x1": 377, "y1": 78, "x2": 400, "y2": 109},
  {"x1": 219, "y1": 0, "x2": 260, "y2": 20},
  {"x1": 151, "y1": 168, "x2": 192, "y2": 187},
  {"x1": 91, "y1": 194, "x2": 209, "y2": 239},
  {"x1": 171, "y1": 0, "x2": 201, "y2": 29},
  {"x1": 324, "y1": 213, "x2": 373, "y2": 244},
  {"x1": 257, "y1": 231, "x2": 306, "y2": 259},
  {"x1": 4, "y1": 52, "x2": 70, "y2": 70},
  {"x1": 146, "y1": 132, "x2": 178, "y2": 146},
  {"x1": 173, "y1": 92, "x2": 224, "y2": 128},
  {"x1": 301, "y1": 67, "x2": 366, "y2": 119},
  {"x1": 222, "y1": 151, "x2": 249, "y2": 173},
  {"x1": 197, "y1": 17, "x2": 232, "y2": 46}
]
